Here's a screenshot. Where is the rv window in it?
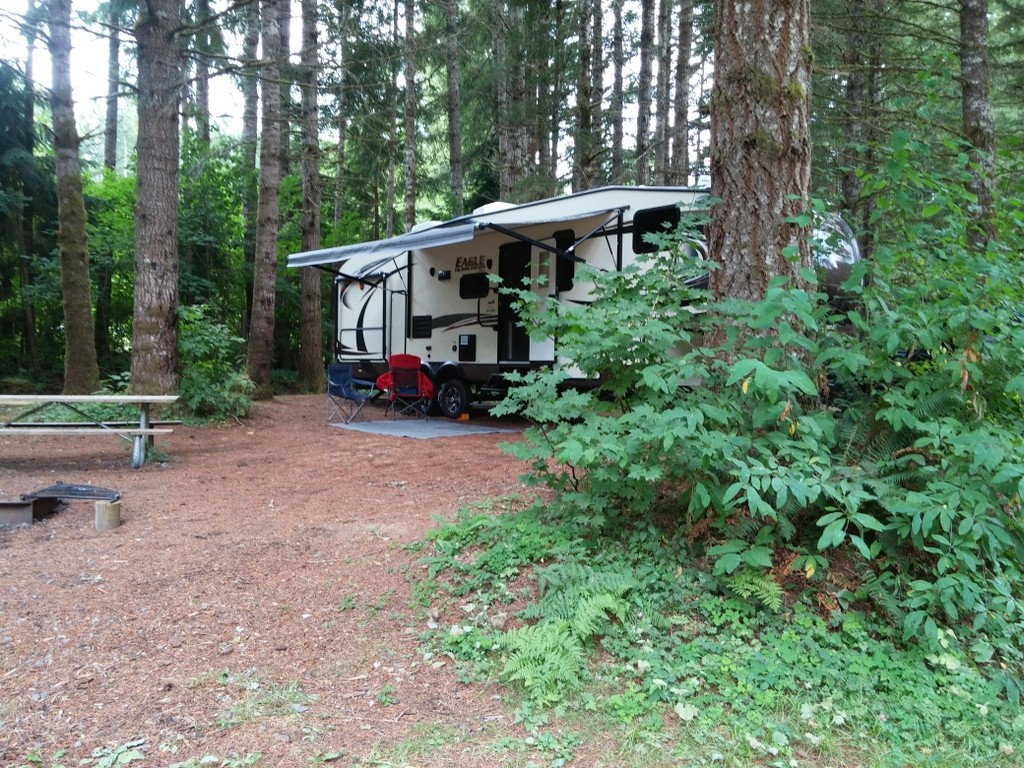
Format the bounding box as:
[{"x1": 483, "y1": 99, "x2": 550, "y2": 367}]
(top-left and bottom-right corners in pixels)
[
  {"x1": 633, "y1": 205, "x2": 681, "y2": 254},
  {"x1": 460, "y1": 272, "x2": 490, "y2": 299}
]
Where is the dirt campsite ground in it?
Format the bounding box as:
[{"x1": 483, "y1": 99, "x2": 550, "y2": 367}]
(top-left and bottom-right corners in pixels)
[{"x1": 0, "y1": 395, "x2": 548, "y2": 767}]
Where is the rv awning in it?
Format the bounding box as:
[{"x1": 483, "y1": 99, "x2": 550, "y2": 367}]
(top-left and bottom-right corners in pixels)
[
  {"x1": 287, "y1": 207, "x2": 620, "y2": 269},
  {"x1": 287, "y1": 223, "x2": 478, "y2": 269}
]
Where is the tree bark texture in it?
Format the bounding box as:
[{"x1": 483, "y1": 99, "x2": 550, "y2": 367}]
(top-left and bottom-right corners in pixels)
[
  {"x1": 840, "y1": 0, "x2": 866, "y2": 219},
  {"x1": 574, "y1": 0, "x2": 595, "y2": 190},
  {"x1": 20, "y1": 0, "x2": 39, "y2": 374},
  {"x1": 444, "y1": 0, "x2": 463, "y2": 215},
  {"x1": 635, "y1": 0, "x2": 655, "y2": 185},
  {"x1": 654, "y1": 0, "x2": 671, "y2": 183},
  {"x1": 960, "y1": 0, "x2": 995, "y2": 252},
  {"x1": 240, "y1": 0, "x2": 260, "y2": 338},
  {"x1": 104, "y1": 5, "x2": 120, "y2": 170},
  {"x1": 610, "y1": 0, "x2": 624, "y2": 183},
  {"x1": 193, "y1": 0, "x2": 212, "y2": 145},
  {"x1": 247, "y1": 0, "x2": 284, "y2": 397},
  {"x1": 132, "y1": 0, "x2": 181, "y2": 395},
  {"x1": 403, "y1": 0, "x2": 416, "y2": 231},
  {"x1": 278, "y1": 0, "x2": 292, "y2": 177},
  {"x1": 707, "y1": 0, "x2": 814, "y2": 301},
  {"x1": 49, "y1": 0, "x2": 99, "y2": 394},
  {"x1": 670, "y1": 0, "x2": 694, "y2": 185},
  {"x1": 298, "y1": 0, "x2": 324, "y2": 392}
]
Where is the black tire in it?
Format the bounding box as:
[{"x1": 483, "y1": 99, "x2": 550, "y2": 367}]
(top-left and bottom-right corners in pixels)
[{"x1": 438, "y1": 379, "x2": 469, "y2": 419}]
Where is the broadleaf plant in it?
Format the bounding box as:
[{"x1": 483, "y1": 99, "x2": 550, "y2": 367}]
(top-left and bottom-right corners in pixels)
[{"x1": 494, "y1": 131, "x2": 1024, "y2": 692}]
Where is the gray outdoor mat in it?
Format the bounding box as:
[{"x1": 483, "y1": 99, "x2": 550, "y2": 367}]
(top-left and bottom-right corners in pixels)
[{"x1": 329, "y1": 418, "x2": 516, "y2": 439}]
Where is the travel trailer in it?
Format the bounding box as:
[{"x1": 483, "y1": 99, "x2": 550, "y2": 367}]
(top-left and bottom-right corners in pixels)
[{"x1": 287, "y1": 186, "x2": 858, "y2": 418}]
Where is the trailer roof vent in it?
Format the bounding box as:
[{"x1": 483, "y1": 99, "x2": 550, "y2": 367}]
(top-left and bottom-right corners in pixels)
[{"x1": 472, "y1": 201, "x2": 516, "y2": 215}]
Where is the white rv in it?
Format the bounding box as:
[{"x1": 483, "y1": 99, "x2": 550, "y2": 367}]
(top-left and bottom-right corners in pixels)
[
  {"x1": 288, "y1": 186, "x2": 711, "y2": 417},
  {"x1": 287, "y1": 185, "x2": 858, "y2": 418}
]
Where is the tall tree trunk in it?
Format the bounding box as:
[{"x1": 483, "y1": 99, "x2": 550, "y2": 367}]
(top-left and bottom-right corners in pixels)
[
  {"x1": 385, "y1": 0, "x2": 398, "y2": 236},
  {"x1": 279, "y1": 0, "x2": 292, "y2": 176},
  {"x1": 635, "y1": 0, "x2": 655, "y2": 185},
  {"x1": 104, "y1": 5, "x2": 120, "y2": 169},
  {"x1": 574, "y1": 0, "x2": 595, "y2": 190},
  {"x1": 547, "y1": 0, "x2": 565, "y2": 186},
  {"x1": 194, "y1": 0, "x2": 211, "y2": 145},
  {"x1": 960, "y1": 0, "x2": 995, "y2": 251},
  {"x1": 840, "y1": 0, "x2": 865, "y2": 219},
  {"x1": 444, "y1": 0, "x2": 463, "y2": 215},
  {"x1": 590, "y1": 0, "x2": 603, "y2": 186},
  {"x1": 49, "y1": 0, "x2": 99, "y2": 394},
  {"x1": 246, "y1": 0, "x2": 284, "y2": 398},
  {"x1": 610, "y1": 0, "x2": 624, "y2": 183},
  {"x1": 20, "y1": 0, "x2": 39, "y2": 375},
  {"x1": 240, "y1": 0, "x2": 260, "y2": 339},
  {"x1": 653, "y1": 0, "x2": 671, "y2": 183},
  {"x1": 298, "y1": 0, "x2": 324, "y2": 391},
  {"x1": 496, "y1": 1, "x2": 512, "y2": 198},
  {"x1": 510, "y1": 4, "x2": 530, "y2": 197},
  {"x1": 707, "y1": 0, "x2": 813, "y2": 301},
  {"x1": 334, "y1": 2, "x2": 349, "y2": 228},
  {"x1": 132, "y1": 0, "x2": 181, "y2": 395},
  {"x1": 669, "y1": 0, "x2": 693, "y2": 185},
  {"x1": 403, "y1": 0, "x2": 416, "y2": 231},
  {"x1": 97, "y1": 1, "x2": 121, "y2": 369}
]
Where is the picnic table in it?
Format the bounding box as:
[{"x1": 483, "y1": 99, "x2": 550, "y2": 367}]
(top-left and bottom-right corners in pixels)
[{"x1": 0, "y1": 394, "x2": 179, "y2": 468}]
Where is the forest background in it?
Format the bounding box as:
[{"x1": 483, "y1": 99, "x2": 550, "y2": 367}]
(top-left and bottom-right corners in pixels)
[{"x1": 0, "y1": 0, "x2": 1018, "y2": 400}]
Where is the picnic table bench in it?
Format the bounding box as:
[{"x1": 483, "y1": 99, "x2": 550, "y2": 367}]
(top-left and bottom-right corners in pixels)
[{"x1": 0, "y1": 394, "x2": 179, "y2": 468}]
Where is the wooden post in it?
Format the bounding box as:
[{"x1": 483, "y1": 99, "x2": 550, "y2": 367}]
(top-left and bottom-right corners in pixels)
[{"x1": 95, "y1": 500, "x2": 121, "y2": 530}]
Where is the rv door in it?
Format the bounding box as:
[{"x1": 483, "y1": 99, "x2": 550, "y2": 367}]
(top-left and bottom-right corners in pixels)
[{"x1": 496, "y1": 240, "x2": 555, "y2": 365}]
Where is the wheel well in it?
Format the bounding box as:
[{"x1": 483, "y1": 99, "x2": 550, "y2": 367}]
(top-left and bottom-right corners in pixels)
[{"x1": 427, "y1": 362, "x2": 463, "y2": 386}]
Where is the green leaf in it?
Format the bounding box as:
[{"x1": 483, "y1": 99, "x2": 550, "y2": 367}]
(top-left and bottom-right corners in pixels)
[
  {"x1": 817, "y1": 520, "x2": 846, "y2": 550},
  {"x1": 741, "y1": 546, "x2": 774, "y2": 568},
  {"x1": 714, "y1": 553, "x2": 742, "y2": 575}
]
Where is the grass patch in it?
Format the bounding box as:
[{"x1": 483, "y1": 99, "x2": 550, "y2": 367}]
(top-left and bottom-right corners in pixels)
[{"x1": 212, "y1": 671, "x2": 316, "y2": 729}]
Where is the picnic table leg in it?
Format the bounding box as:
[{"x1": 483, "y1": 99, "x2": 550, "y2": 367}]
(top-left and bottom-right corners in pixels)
[{"x1": 131, "y1": 404, "x2": 151, "y2": 469}]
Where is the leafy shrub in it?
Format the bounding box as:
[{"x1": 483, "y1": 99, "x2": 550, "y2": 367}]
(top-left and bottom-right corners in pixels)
[
  {"x1": 493, "y1": 131, "x2": 1024, "y2": 692},
  {"x1": 178, "y1": 304, "x2": 254, "y2": 420}
]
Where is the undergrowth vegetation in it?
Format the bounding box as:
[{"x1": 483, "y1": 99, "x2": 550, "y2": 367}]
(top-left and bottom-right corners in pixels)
[
  {"x1": 415, "y1": 134, "x2": 1024, "y2": 765},
  {"x1": 421, "y1": 505, "x2": 1024, "y2": 764}
]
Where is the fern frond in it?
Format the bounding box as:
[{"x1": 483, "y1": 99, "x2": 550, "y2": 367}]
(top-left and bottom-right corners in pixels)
[
  {"x1": 499, "y1": 621, "x2": 586, "y2": 706},
  {"x1": 726, "y1": 568, "x2": 784, "y2": 611}
]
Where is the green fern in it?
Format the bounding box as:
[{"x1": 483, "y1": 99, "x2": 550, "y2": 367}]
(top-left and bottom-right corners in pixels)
[
  {"x1": 522, "y1": 561, "x2": 637, "y2": 636},
  {"x1": 499, "y1": 621, "x2": 586, "y2": 706},
  {"x1": 726, "y1": 568, "x2": 784, "y2": 611}
]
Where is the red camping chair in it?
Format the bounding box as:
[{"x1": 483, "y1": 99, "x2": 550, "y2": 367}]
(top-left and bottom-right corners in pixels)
[{"x1": 377, "y1": 354, "x2": 433, "y2": 419}]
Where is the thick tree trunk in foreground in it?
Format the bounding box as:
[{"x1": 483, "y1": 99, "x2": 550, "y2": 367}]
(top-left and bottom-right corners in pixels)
[
  {"x1": 246, "y1": 0, "x2": 284, "y2": 398},
  {"x1": 707, "y1": 0, "x2": 814, "y2": 301},
  {"x1": 49, "y1": 0, "x2": 99, "y2": 394},
  {"x1": 132, "y1": 0, "x2": 181, "y2": 395},
  {"x1": 297, "y1": 0, "x2": 324, "y2": 392}
]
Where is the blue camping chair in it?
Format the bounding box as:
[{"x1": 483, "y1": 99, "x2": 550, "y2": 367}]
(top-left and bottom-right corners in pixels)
[{"x1": 327, "y1": 363, "x2": 375, "y2": 424}]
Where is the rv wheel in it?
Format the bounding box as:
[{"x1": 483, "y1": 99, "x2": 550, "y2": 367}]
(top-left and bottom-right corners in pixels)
[{"x1": 438, "y1": 379, "x2": 469, "y2": 419}]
